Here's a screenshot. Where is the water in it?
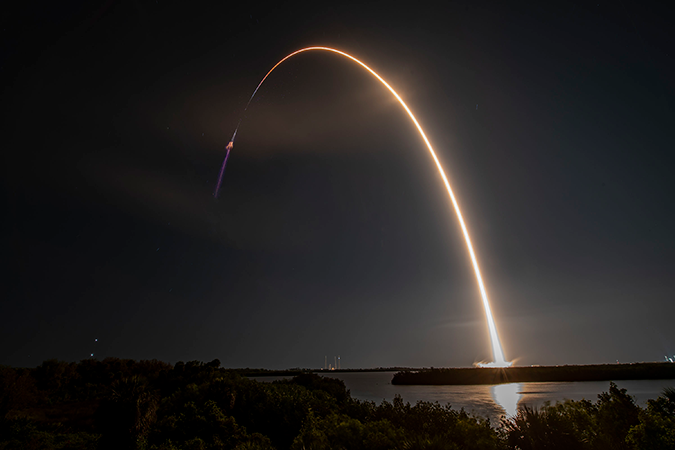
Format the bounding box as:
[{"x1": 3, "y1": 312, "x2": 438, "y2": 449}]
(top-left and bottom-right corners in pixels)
[{"x1": 250, "y1": 371, "x2": 675, "y2": 425}]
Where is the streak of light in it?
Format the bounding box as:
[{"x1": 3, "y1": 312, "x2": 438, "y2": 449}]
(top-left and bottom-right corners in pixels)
[{"x1": 225, "y1": 47, "x2": 511, "y2": 366}]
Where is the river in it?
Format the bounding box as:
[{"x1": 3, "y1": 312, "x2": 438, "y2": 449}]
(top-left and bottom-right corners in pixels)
[{"x1": 250, "y1": 371, "x2": 675, "y2": 425}]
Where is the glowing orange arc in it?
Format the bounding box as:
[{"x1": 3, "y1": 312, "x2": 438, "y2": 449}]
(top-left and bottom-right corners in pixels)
[{"x1": 244, "y1": 47, "x2": 510, "y2": 367}]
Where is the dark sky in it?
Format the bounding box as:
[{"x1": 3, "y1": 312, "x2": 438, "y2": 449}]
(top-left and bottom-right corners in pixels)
[{"x1": 2, "y1": 0, "x2": 674, "y2": 369}]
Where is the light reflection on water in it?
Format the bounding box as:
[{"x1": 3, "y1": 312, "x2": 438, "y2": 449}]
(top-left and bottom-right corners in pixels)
[
  {"x1": 250, "y1": 372, "x2": 675, "y2": 425},
  {"x1": 491, "y1": 383, "x2": 522, "y2": 417}
]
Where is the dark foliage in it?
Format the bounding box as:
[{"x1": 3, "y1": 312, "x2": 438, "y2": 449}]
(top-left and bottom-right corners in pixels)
[
  {"x1": 503, "y1": 382, "x2": 675, "y2": 450},
  {"x1": 1, "y1": 360, "x2": 673, "y2": 449}
]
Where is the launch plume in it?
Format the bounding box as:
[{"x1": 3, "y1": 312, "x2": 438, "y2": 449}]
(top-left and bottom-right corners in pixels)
[{"x1": 216, "y1": 47, "x2": 511, "y2": 367}]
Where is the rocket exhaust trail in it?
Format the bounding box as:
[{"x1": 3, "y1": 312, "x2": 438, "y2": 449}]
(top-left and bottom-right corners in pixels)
[
  {"x1": 212, "y1": 82, "x2": 255, "y2": 198},
  {"x1": 213, "y1": 141, "x2": 233, "y2": 198},
  {"x1": 218, "y1": 47, "x2": 511, "y2": 367}
]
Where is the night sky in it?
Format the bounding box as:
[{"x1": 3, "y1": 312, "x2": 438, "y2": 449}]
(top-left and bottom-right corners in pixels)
[{"x1": 3, "y1": 0, "x2": 674, "y2": 369}]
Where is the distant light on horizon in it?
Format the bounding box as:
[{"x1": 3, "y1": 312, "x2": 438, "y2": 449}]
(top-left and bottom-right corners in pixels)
[{"x1": 477, "y1": 360, "x2": 513, "y2": 368}]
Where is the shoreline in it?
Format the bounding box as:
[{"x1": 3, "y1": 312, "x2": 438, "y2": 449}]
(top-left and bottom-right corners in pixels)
[{"x1": 391, "y1": 362, "x2": 675, "y2": 385}]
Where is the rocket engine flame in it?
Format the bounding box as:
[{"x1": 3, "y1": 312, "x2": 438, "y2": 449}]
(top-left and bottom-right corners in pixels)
[
  {"x1": 219, "y1": 47, "x2": 511, "y2": 367},
  {"x1": 213, "y1": 142, "x2": 233, "y2": 198}
]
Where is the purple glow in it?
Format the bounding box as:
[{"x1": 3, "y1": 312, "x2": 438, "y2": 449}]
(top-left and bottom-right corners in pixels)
[{"x1": 213, "y1": 142, "x2": 232, "y2": 198}]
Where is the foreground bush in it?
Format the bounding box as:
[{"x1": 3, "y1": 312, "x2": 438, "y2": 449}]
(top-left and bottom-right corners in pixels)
[
  {"x1": 503, "y1": 382, "x2": 674, "y2": 450},
  {"x1": 0, "y1": 360, "x2": 673, "y2": 449}
]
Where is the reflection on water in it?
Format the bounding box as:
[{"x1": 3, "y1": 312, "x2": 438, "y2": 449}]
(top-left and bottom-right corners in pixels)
[
  {"x1": 252, "y1": 372, "x2": 675, "y2": 426},
  {"x1": 491, "y1": 383, "x2": 522, "y2": 417}
]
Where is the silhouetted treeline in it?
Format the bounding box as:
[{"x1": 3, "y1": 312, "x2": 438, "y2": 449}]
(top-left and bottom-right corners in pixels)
[
  {"x1": 392, "y1": 363, "x2": 675, "y2": 385},
  {"x1": 1, "y1": 358, "x2": 674, "y2": 449}
]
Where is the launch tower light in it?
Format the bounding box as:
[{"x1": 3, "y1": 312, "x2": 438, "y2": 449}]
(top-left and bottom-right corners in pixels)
[{"x1": 338, "y1": 356, "x2": 341, "y2": 370}]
